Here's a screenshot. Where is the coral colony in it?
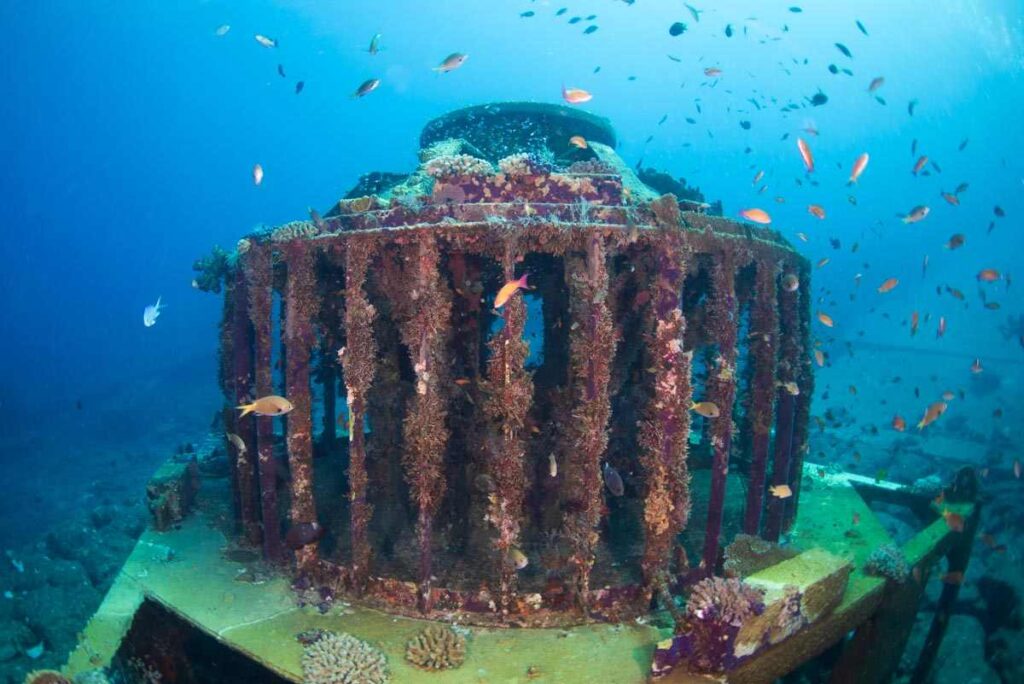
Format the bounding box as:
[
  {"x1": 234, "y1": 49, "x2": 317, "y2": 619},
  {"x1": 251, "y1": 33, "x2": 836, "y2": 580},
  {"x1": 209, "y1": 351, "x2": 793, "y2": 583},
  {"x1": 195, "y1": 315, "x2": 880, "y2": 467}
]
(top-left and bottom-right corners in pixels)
[{"x1": 200, "y1": 103, "x2": 819, "y2": 674}]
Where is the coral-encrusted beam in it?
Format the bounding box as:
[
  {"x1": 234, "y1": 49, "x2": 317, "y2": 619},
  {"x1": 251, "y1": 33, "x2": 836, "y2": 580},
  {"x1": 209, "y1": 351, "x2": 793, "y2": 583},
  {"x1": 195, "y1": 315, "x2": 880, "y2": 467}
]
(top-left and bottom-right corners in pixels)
[
  {"x1": 230, "y1": 268, "x2": 260, "y2": 546},
  {"x1": 700, "y1": 254, "x2": 741, "y2": 574},
  {"x1": 282, "y1": 241, "x2": 321, "y2": 570},
  {"x1": 783, "y1": 261, "x2": 814, "y2": 533},
  {"x1": 396, "y1": 236, "x2": 452, "y2": 611},
  {"x1": 764, "y1": 264, "x2": 801, "y2": 542},
  {"x1": 638, "y1": 235, "x2": 693, "y2": 595},
  {"x1": 742, "y1": 261, "x2": 780, "y2": 536},
  {"x1": 563, "y1": 234, "x2": 617, "y2": 611},
  {"x1": 245, "y1": 245, "x2": 283, "y2": 562},
  {"x1": 482, "y1": 240, "x2": 532, "y2": 616},
  {"x1": 341, "y1": 237, "x2": 377, "y2": 591}
]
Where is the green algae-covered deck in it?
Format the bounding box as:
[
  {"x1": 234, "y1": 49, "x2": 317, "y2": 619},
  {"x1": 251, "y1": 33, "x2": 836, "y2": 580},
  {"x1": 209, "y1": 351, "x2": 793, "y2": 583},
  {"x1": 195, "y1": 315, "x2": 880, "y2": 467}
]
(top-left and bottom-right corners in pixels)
[{"x1": 64, "y1": 464, "x2": 970, "y2": 684}]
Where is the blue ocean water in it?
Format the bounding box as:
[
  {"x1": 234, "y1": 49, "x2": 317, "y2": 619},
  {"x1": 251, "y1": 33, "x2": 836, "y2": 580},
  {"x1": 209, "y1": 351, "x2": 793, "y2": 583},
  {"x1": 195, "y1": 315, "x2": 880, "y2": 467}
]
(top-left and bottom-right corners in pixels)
[{"x1": 0, "y1": 0, "x2": 1022, "y2": 680}]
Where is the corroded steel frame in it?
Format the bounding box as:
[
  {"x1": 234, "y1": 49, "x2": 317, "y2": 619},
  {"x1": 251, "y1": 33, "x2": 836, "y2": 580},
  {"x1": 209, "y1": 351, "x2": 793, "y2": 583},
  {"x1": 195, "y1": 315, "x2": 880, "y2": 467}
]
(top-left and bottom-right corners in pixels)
[{"x1": 220, "y1": 171, "x2": 811, "y2": 627}]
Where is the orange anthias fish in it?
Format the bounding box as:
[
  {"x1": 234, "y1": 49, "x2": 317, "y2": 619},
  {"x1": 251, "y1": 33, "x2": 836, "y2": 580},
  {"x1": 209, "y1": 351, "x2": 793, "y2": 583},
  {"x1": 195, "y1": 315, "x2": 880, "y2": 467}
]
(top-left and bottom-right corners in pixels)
[
  {"x1": 912, "y1": 155, "x2": 929, "y2": 175},
  {"x1": 848, "y1": 153, "x2": 869, "y2": 185},
  {"x1": 807, "y1": 204, "x2": 826, "y2": 219},
  {"x1": 942, "y1": 509, "x2": 965, "y2": 532},
  {"x1": 917, "y1": 401, "x2": 947, "y2": 430},
  {"x1": 817, "y1": 257, "x2": 830, "y2": 268},
  {"x1": 739, "y1": 208, "x2": 772, "y2": 224},
  {"x1": 977, "y1": 269, "x2": 1001, "y2": 282},
  {"x1": 769, "y1": 484, "x2": 793, "y2": 499},
  {"x1": 937, "y1": 316, "x2": 947, "y2": 338},
  {"x1": 902, "y1": 205, "x2": 930, "y2": 224},
  {"x1": 941, "y1": 571, "x2": 965, "y2": 585},
  {"x1": 814, "y1": 349, "x2": 825, "y2": 367},
  {"x1": 910, "y1": 311, "x2": 920, "y2": 336},
  {"x1": 892, "y1": 414, "x2": 906, "y2": 432},
  {"x1": 877, "y1": 278, "x2": 899, "y2": 293},
  {"x1": 970, "y1": 358, "x2": 983, "y2": 374},
  {"x1": 562, "y1": 85, "x2": 593, "y2": 104},
  {"x1": 237, "y1": 395, "x2": 294, "y2": 418},
  {"x1": 797, "y1": 138, "x2": 815, "y2": 173},
  {"x1": 817, "y1": 311, "x2": 834, "y2": 327},
  {"x1": 569, "y1": 135, "x2": 588, "y2": 149},
  {"x1": 941, "y1": 192, "x2": 960, "y2": 206},
  {"x1": 494, "y1": 274, "x2": 530, "y2": 309}
]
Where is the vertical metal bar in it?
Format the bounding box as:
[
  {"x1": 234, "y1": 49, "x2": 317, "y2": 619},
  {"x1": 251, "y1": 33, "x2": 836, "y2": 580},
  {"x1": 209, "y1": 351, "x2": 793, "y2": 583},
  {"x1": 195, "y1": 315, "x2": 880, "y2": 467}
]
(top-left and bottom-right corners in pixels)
[
  {"x1": 743, "y1": 261, "x2": 779, "y2": 536},
  {"x1": 342, "y1": 237, "x2": 377, "y2": 591},
  {"x1": 910, "y1": 503, "x2": 982, "y2": 684},
  {"x1": 562, "y1": 234, "x2": 616, "y2": 610},
  {"x1": 784, "y1": 261, "x2": 814, "y2": 533},
  {"x1": 764, "y1": 263, "x2": 801, "y2": 542},
  {"x1": 484, "y1": 239, "x2": 532, "y2": 615},
  {"x1": 230, "y1": 268, "x2": 260, "y2": 546},
  {"x1": 395, "y1": 236, "x2": 451, "y2": 612},
  {"x1": 245, "y1": 244, "x2": 283, "y2": 562},
  {"x1": 282, "y1": 241, "x2": 320, "y2": 570},
  {"x1": 700, "y1": 254, "x2": 741, "y2": 573},
  {"x1": 638, "y1": 236, "x2": 692, "y2": 595}
]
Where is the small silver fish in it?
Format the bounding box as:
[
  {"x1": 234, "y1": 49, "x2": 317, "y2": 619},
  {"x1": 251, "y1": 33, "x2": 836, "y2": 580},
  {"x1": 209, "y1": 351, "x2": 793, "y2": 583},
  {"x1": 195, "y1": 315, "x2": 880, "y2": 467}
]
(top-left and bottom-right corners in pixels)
[
  {"x1": 548, "y1": 453, "x2": 558, "y2": 478},
  {"x1": 143, "y1": 296, "x2": 164, "y2": 327},
  {"x1": 214, "y1": 24, "x2": 231, "y2": 37},
  {"x1": 226, "y1": 432, "x2": 246, "y2": 456},
  {"x1": 353, "y1": 78, "x2": 380, "y2": 98},
  {"x1": 254, "y1": 34, "x2": 277, "y2": 48},
  {"x1": 368, "y1": 33, "x2": 382, "y2": 55},
  {"x1": 433, "y1": 52, "x2": 468, "y2": 73},
  {"x1": 603, "y1": 462, "x2": 624, "y2": 496}
]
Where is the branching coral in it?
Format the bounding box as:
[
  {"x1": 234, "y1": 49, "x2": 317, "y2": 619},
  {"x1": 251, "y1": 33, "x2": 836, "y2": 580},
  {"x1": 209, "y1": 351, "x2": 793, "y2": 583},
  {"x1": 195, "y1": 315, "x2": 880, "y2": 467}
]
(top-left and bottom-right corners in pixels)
[
  {"x1": 192, "y1": 245, "x2": 232, "y2": 293},
  {"x1": 404, "y1": 624, "x2": 467, "y2": 671},
  {"x1": 667, "y1": 577, "x2": 767, "y2": 673},
  {"x1": 686, "y1": 577, "x2": 766, "y2": 625},
  {"x1": 423, "y1": 154, "x2": 494, "y2": 179},
  {"x1": 497, "y1": 152, "x2": 553, "y2": 176},
  {"x1": 301, "y1": 632, "x2": 390, "y2": 684},
  {"x1": 864, "y1": 544, "x2": 910, "y2": 583}
]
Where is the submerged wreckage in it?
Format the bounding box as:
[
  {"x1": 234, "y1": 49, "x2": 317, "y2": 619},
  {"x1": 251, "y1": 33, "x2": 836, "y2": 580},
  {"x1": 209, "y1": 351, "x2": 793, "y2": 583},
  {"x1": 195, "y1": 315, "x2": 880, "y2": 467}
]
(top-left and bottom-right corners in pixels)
[{"x1": 63, "y1": 103, "x2": 979, "y2": 684}]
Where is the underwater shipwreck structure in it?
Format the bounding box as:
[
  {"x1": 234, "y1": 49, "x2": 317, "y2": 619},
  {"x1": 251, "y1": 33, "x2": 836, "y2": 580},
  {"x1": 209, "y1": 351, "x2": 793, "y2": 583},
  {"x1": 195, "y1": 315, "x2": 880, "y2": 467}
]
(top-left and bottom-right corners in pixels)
[{"x1": 64, "y1": 104, "x2": 980, "y2": 684}]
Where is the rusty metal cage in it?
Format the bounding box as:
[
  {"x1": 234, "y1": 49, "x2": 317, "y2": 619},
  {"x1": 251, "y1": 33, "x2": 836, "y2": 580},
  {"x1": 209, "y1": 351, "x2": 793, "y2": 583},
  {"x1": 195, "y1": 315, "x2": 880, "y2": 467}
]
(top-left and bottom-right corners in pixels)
[{"x1": 212, "y1": 103, "x2": 813, "y2": 628}]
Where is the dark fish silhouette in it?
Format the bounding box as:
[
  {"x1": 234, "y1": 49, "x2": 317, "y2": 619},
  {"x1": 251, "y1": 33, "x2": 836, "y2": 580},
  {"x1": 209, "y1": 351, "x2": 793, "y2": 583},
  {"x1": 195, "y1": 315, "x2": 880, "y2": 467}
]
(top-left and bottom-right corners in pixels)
[
  {"x1": 277, "y1": 64, "x2": 286, "y2": 78},
  {"x1": 669, "y1": 22, "x2": 687, "y2": 36},
  {"x1": 520, "y1": 10, "x2": 535, "y2": 17},
  {"x1": 556, "y1": 8, "x2": 567, "y2": 16},
  {"x1": 856, "y1": 20, "x2": 869, "y2": 36},
  {"x1": 835, "y1": 43, "x2": 852, "y2": 58},
  {"x1": 725, "y1": 24, "x2": 733, "y2": 38},
  {"x1": 603, "y1": 463, "x2": 625, "y2": 497},
  {"x1": 958, "y1": 138, "x2": 969, "y2": 151},
  {"x1": 908, "y1": 99, "x2": 918, "y2": 116},
  {"x1": 295, "y1": 81, "x2": 304, "y2": 94},
  {"x1": 740, "y1": 120, "x2": 751, "y2": 129},
  {"x1": 583, "y1": 25, "x2": 598, "y2": 34}
]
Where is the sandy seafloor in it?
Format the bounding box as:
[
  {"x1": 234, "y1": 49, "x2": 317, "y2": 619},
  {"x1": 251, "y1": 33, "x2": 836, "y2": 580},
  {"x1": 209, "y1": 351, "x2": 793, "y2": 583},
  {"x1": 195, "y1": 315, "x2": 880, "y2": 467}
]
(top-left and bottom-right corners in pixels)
[{"x1": 0, "y1": 345, "x2": 1022, "y2": 683}]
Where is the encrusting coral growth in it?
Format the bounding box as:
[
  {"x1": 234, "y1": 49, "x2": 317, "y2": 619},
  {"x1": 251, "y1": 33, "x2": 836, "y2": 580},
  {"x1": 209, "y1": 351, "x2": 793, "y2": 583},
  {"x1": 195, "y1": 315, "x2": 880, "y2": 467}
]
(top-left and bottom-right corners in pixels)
[
  {"x1": 301, "y1": 632, "x2": 390, "y2": 684},
  {"x1": 404, "y1": 624, "x2": 467, "y2": 671},
  {"x1": 22, "y1": 671, "x2": 71, "y2": 684},
  {"x1": 864, "y1": 544, "x2": 910, "y2": 583},
  {"x1": 650, "y1": 577, "x2": 767, "y2": 674},
  {"x1": 423, "y1": 154, "x2": 494, "y2": 180},
  {"x1": 722, "y1": 534, "x2": 798, "y2": 578}
]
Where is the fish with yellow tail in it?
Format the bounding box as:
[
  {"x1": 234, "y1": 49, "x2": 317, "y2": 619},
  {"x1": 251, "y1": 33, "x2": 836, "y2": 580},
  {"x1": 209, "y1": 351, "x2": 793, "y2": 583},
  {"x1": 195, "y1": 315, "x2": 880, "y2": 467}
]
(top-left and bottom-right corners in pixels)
[
  {"x1": 237, "y1": 395, "x2": 294, "y2": 418},
  {"x1": 494, "y1": 274, "x2": 530, "y2": 309},
  {"x1": 690, "y1": 401, "x2": 720, "y2": 418}
]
